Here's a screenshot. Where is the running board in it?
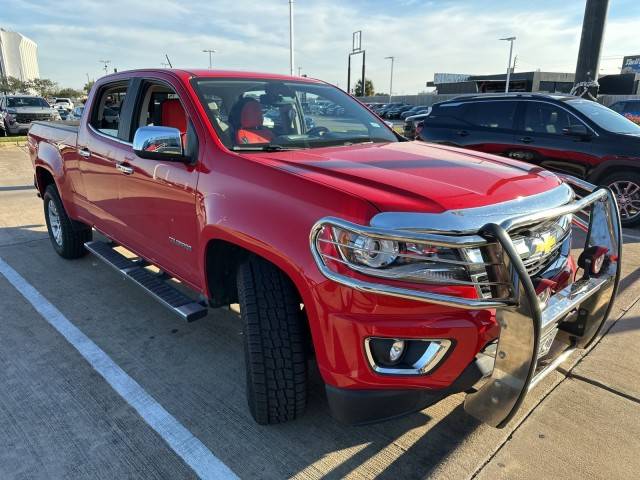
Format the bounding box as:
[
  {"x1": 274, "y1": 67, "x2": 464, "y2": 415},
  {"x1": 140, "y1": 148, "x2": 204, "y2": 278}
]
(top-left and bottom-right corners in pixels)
[{"x1": 84, "y1": 241, "x2": 208, "y2": 322}]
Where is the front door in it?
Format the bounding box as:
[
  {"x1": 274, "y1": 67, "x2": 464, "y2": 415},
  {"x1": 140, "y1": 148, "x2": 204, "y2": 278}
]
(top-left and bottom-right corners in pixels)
[{"x1": 115, "y1": 79, "x2": 201, "y2": 289}]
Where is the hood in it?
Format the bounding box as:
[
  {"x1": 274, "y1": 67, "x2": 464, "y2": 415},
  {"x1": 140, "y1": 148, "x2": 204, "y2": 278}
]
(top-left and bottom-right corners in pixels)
[{"x1": 252, "y1": 141, "x2": 562, "y2": 213}]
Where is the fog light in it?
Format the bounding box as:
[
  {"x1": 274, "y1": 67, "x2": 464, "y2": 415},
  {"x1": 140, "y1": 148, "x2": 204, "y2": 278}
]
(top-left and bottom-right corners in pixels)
[
  {"x1": 578, "y1": 246, "x2": 609, "y2": 277},
  {"x1": 389, "y1": 340, "x2": 405, "y2": 363}
]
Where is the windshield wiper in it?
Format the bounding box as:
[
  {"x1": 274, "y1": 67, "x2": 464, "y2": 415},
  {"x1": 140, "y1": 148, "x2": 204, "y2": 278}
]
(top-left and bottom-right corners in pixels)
[{"x1": 232, "y1": 145, "x2": 302, "y2": 152}]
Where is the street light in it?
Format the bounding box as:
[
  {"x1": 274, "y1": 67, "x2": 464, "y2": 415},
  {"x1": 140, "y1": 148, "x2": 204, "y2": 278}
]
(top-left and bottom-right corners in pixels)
[
  {"x1": 500, "y1": 36, "x2": 516, "y2": 93},
  {"x1": 99, "y1": 60, "x2": 111, "y2": 75},
  {"x1": 289, "y1": 0, "x2": 295, "y2": 76},
  {"x1": 384, "y1": 56, "x2": 395, "y2": 102},
  {"x1": 203, "y1": 49, "x2": 216, "y2": 69}
]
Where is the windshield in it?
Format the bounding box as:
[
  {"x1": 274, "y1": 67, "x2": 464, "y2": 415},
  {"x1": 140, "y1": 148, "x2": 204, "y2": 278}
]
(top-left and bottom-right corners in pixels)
[
  {"x1": 568, "y1": 99, "x2": 640, "y2": 135},
  {"x1": 7, "y1": 97, "x2": 50, "y2": 108},
  {"x1": 192, "y1": 78, "x2": 397, "y2": 150}
]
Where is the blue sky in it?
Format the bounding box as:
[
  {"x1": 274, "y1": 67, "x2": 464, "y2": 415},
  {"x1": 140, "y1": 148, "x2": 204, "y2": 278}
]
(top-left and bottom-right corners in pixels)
[{"x1": 2, "y1": 0, "x2": 639, "y2": 92}]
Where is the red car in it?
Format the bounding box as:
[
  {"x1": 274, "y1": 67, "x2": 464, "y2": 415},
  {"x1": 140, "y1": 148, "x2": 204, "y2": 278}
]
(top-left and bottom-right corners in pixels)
[{"x1": 28, "y1": 69, "x2": 621, "y2": 428}]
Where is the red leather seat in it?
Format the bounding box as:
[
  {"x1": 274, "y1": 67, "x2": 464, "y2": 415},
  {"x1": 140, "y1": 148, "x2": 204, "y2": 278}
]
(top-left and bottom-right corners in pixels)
[
  {"x1": 235, "y1": 99, "x2": 274, "y2": 145},
  {"x1": 161, "y1": 99, "x2": 188, "y2": 147}
]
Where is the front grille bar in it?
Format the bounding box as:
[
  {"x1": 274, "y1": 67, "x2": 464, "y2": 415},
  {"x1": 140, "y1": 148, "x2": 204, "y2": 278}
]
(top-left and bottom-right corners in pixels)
[{"x1": 310, "y1": 175, "x2": 622, "y2": 428}]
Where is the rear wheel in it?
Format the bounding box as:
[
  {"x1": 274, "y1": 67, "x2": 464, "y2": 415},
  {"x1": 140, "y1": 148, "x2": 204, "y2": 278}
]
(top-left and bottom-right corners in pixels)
[
  {"x1": 237, "y1": 256, "x2": 307, "y2": 424},
  {"x1": 43, "y1": 184, "x2": 92, "y2": 259},
  {"x1": 602, "y1": 172, "x2": 640, "y2": 227}
]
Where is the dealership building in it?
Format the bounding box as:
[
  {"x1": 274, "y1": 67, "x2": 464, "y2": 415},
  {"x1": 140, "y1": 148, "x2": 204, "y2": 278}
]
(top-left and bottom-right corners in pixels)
[
  {"x1": 429, "y1": 68, "x2": 640, "y2": 96},
  {"x1": 0, "y1": 28, "x2": 40, "y2": 81}
]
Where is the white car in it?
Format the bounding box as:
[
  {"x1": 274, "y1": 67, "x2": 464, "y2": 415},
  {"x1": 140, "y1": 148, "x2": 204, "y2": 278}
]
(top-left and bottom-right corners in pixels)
[{"x1": 53, "y1": 98, "x2": 74, "y2": 112}]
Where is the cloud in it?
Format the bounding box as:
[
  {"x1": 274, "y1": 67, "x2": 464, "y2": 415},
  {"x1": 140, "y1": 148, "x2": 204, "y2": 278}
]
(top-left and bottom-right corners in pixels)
[{"x1": 2, "y1": 0, "x2": 639, "y2": 91}]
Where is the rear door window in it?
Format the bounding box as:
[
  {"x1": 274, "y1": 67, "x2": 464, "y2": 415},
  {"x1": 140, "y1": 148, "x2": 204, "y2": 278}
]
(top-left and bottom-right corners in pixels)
[
  {"x1": 464, "y1": 101, "x2": 518, "y2": 130},
  {"x1": 90, "y1": 82, "x2": 129, "y2": 139},
  {"x1": 522, "y1": 102, "x2": 582, "y2": 135}
]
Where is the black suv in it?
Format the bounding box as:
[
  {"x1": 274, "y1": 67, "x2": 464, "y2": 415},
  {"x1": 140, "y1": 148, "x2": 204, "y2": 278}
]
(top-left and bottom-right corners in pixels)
[{"x1": 416, "y1": 94, "x2": 640, "y2": 226}]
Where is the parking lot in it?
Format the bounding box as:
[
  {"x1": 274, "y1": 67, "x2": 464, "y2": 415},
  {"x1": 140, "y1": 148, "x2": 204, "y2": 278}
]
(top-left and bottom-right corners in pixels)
[{"x1": 1, "y1": 144, "x2": 639, "y2": 479}]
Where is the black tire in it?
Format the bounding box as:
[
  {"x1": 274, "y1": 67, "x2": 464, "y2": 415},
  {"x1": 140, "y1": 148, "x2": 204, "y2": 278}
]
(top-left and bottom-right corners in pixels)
[
  {"x1": 237, "y1": 256, "x2": 307, "y2": 424},
  {"x1": 43, "y1": 184, "x2": 92, "y2": 259},
  {"x1": 601, "y1": 171, "x2": 640, "y2": 228}
]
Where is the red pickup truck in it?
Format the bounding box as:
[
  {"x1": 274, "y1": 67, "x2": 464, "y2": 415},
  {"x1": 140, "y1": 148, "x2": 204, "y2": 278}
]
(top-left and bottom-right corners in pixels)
[{"x1": 28, "y1": 69, "x2": 622, "y2": 428}]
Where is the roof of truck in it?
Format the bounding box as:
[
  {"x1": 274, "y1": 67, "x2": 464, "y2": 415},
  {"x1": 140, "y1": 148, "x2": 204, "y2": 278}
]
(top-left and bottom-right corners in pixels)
[{"x1": 101, "y1": 68, "x2": 324, "y2": 84}]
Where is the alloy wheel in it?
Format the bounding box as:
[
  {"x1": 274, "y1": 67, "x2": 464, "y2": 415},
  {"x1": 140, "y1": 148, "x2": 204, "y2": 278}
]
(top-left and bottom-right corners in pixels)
[
  {"x1": 609, "y1": 180, "x2": 640, "y2": 223},
  {"x1": 47, "y1": 200, "x2": 63, "y2": 246}
]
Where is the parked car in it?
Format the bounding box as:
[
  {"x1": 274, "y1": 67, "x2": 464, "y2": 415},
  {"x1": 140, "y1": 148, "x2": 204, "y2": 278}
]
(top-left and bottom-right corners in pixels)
[
  {"x1": 52, "y1": 97, "x2": 74, "y2": 112},
  {"x1": 416, "y1": 93, "x2": 640, "y2": 226},
  {"x1": 385, "y1": 104, "x2": 415, "y2": 119},
  {"x1": 377, "y1": 102, "x2": 406, "y2": 118},
  {"x1": 0, "y1": 94, "x2": 60, "y2": 136},
  {"x1": 69, "y1": 106, "x2": 84, "y2": 121},
  {"x1": 610, "y1": 99, "x2": 640, "y2": 125},
  {"x1": 403, "y1": 108, "x2": 432, "y2": 139},
  {"x1": 400, "y1": 105, "x2": 429, "y2": 120},
  {"x1": 28, "y1": 69, "x2": 621, "y2": 429}
]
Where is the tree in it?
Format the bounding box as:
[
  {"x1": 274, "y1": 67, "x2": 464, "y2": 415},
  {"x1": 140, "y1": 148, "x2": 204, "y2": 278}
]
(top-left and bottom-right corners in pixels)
[
  {"x1": 0, "y1": 76, "x2": 30, "y2": 94},
  {"x1": 83, "y1": 80, "x2": 95, "y2": 94},
  {"x1": 29, "y1": 78, "x2": 58, "y2": 98},
  {"x1": 355, "y1": 78, "x2": 375, "y2": 97},
  {"x1": 53, "y1": 87, "x2": 84, "y2": 99}
]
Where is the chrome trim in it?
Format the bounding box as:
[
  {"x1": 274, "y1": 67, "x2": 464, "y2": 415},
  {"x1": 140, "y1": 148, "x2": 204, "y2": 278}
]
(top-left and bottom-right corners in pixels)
[
  {"x1": 311, "y1": 178, "x2": 621, "y2": 428},
  {"x1": 371, "y1": 183, "x2": 574, "y2": 234},
  {"x1": 364, "y1": 338, "x2": 452, "y2": 375},
  {"x1": 87, "y1": 123, "x2": 133, "y2": 146}
]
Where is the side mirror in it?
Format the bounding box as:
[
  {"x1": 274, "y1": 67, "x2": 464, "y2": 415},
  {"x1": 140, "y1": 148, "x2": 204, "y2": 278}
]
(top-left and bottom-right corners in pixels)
[
  {"x1": 562, "y1": 124, "x2": 590, "y2": 138},
  {"x1": 133, "y1": 126, "x2": 188, "y2": 162}
]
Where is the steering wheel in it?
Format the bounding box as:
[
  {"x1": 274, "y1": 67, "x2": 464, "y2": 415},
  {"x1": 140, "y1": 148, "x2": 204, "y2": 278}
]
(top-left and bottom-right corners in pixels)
[{"x1": 307, "y1": 126, "x2": 330, "y2": 137}]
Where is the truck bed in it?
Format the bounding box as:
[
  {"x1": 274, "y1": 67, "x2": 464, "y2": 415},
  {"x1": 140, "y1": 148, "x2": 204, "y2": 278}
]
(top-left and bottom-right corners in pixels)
[{"x1": 28, "y1": 121, "x2": 78, "y2": 149}]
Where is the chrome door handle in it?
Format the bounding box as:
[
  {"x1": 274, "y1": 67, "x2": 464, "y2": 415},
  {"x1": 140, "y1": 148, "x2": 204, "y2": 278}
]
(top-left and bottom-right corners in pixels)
[
  {"x1": 78, "y1": 148, "x2": 91, "y2": 158},
  {"x1": 520, "y1": 136, "x2": 534, "y2": 144},
  {"x1": 116, "y1": 163, "x2": 134, "y2": 175}
]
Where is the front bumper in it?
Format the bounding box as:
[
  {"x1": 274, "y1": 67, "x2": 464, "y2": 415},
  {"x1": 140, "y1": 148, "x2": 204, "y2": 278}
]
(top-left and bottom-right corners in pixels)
[{"x1": 311, "y1": 176, "x2": 622, "y2": 427}]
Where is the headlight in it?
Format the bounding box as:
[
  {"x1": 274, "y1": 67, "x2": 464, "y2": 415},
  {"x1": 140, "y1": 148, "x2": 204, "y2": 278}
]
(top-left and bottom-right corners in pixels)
[{"x1": 327, "y1": 226, "x2": 476, "y2": 284}]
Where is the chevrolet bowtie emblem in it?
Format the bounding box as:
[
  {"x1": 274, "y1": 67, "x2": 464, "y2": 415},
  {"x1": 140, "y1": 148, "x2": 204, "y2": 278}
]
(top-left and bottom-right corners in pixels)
[{"x1": 534, "y1": 234, "x2": 557, "y2": 256}]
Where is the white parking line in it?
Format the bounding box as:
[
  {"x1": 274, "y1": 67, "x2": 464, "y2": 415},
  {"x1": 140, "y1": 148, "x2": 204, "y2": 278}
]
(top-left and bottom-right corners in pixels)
[{"x1": 0, "y1": 257, "x2": 238, "y2": 480}]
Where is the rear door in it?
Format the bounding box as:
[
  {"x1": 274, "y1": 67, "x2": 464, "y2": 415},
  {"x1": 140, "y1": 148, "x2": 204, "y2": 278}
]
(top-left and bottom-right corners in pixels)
[
  {"x1": 509, "y1": 100, "x2": 599, "y2": 178},
  {"x1": 420, "y1": 100, "x2": 520, "y2": 157},
  {"x1": 77, "y1": 80, "x2": 133, "y2": 239}
]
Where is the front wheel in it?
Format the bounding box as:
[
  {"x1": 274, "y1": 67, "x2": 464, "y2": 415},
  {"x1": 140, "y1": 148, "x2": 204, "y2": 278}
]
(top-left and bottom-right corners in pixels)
[
  {"x1": 43, "y1": 184, "x2": 92, "y2": 259},
  {"x1": 237, "y1": 256, "x2": 307, "y2": 424},
  {"x1": 602, "y1": 172, "x2": 640, "y2": 227}
]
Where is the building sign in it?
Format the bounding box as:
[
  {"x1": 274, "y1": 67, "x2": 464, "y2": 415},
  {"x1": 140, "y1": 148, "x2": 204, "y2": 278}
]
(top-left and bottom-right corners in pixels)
[
  {"x1": 622, "y1": 55, "x2": 640, "y2": 74},
  {"x1": 433, "y1": 73, "x2": 471, "y2": 84}
]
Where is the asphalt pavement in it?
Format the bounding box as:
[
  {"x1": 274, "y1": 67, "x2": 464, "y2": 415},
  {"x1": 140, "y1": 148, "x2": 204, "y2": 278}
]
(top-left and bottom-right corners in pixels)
[{"x1": 0, "y1": 145, "x2": 638, "y2": 479}]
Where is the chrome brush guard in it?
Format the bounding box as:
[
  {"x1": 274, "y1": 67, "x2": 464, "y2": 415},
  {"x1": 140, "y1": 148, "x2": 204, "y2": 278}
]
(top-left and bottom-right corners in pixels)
[{"x1": 310, "y1": 175, "x2": 622, "y2": 428}]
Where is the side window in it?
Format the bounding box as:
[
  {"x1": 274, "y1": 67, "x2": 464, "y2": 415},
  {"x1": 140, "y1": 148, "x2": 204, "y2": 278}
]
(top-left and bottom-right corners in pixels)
[
  {"x1": 523, "y1": 102, "x2": 582, "y2": 135},
  {"x1": 609, "y1": 102, "x2": 624, "y2": 114},
  {"x1": 132, "y1": 81, "x2": 192, "y2": 152},
  {"x1": 90, "y1": 83, "x2": 128, "y2": 139},
  {"x1": 465, "y1": 101, "x2": 518, "y2": 130},
  {"x1": 624, "y1": 102, "x2": 640, "y2": 115},
  {"x1": 423, "y1": 104, "x2": 470, "y2": 127}
]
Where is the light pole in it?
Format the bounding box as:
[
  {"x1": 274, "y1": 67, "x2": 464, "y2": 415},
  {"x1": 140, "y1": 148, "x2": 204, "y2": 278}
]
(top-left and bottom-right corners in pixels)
[
  {"x1": 99, "y1": 60, "x2": 111, "y2": 75},
  {"x1": 203, "y1": 49, "x2": 216, "y2": 69},
  {"x1": 500, "y1": 37, "x2": 516, "y2": 93},
  {"x1": 298, "y1": 66, "x2": 302, "y2": 76},
  {"x1": 384, "y1": 56, "x2": 395, "y2": 102},
  {"x1": 289, "y1": 0, "x2": 295, "y2": 76}
]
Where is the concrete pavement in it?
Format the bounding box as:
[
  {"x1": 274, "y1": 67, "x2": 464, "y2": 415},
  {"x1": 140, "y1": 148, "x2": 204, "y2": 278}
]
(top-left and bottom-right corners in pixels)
[{"x1": 1, "y1": 145, "x2": 639, "y2": 479}]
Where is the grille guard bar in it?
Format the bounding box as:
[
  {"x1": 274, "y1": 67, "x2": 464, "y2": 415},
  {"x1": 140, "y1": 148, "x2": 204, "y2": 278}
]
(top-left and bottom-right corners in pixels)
[{"x1": 310, "y1": 175, "x2": 622, "y2": 428}]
